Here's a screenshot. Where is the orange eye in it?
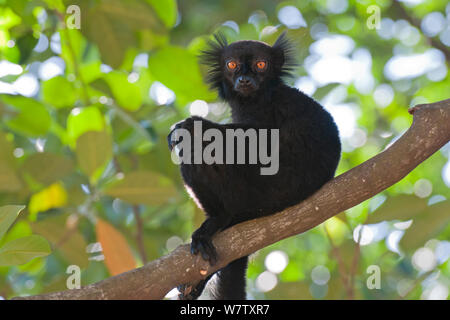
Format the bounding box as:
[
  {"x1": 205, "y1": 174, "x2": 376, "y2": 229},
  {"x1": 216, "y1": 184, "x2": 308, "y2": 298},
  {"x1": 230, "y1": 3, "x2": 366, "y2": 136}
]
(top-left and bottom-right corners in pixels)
[
  {"x1": 256, "y1": 61, "x2": 266, "y2": 70},
  {"x1": 227, "y1": 61, "x2": 237, "y2": 70}
]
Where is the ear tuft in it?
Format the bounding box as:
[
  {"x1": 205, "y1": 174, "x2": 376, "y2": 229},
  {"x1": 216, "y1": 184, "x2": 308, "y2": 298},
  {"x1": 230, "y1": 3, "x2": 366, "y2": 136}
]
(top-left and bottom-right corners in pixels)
[
  {"x1": 199, "y1": 32, "x2": 228, "y2": 91},
  {"x1": 272, "y1": 31, "x2": 297, "y2": 79}
]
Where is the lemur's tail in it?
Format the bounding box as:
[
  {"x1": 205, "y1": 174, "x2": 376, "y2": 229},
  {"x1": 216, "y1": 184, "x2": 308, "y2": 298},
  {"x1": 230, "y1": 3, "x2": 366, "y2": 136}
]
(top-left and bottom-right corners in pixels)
[{"x1": 211, "y1": 255, "x2": 248, "y2": 300}]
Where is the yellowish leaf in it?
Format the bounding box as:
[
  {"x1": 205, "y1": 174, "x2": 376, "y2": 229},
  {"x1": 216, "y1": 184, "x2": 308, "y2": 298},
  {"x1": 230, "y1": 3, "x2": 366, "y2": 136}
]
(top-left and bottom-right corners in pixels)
[{"x1": 28, "y1": 183, "x2": 68, "y2": 220}]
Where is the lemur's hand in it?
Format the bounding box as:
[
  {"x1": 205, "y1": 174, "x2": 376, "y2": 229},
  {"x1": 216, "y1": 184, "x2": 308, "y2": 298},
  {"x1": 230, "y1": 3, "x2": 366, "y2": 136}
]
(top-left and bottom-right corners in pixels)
[{"x1": 167, "y1": 116, "x2": 204, "y2": 151}]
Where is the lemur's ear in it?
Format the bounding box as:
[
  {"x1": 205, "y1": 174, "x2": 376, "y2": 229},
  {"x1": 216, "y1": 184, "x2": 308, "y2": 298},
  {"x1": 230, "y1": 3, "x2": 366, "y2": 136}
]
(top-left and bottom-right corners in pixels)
[
  {"x1": 272, "y1": 31, "x2": 297, "y2": 78},
  {"x1": 199, "y1": 32, "x2": 228, "y2": 90}
]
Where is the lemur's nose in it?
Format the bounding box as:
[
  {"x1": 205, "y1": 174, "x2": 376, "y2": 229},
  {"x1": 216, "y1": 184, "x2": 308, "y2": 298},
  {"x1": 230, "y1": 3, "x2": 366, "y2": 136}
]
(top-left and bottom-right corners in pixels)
[{"x1": 237, "y1": 76, "x2": 251, "y2": 85}]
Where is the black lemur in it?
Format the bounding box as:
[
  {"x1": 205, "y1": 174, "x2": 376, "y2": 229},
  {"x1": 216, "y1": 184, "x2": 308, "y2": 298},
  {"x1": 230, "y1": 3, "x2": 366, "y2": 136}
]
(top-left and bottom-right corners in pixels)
[{"x1": 167, "y1": 33, "x2": 341, "y2": 299}]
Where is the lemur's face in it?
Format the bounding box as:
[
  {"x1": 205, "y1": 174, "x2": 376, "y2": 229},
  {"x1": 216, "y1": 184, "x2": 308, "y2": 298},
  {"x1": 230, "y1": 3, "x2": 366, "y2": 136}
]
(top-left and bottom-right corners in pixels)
[
  {"x1": 221, "y1": 41, "x2": 276, "y2": 96},
  {"x1": 200, "y1": 33, "x2": 295, "y2": 99}
]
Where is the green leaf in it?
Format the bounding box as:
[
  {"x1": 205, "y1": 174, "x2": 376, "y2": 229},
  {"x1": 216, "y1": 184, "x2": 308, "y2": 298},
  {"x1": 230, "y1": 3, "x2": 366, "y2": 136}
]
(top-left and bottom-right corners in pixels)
[
  {"x1": 140, "y1": 136, "x2": 180, "y2": 181},
  {"x1": 0, "y1": 205, "x2": 25, "y2": 240},
  {"x1": 42, "y1": 76, "x2": 78, "y2": 108},
  {"x1": 265, "y1": 281, "x2": 312, "y2": 299},
  {"x1": 1, "y1": 95, "x2": 51, "y2": 136},
  {"x1": 139, "y1": 29, "x2": 169, "y2": 51},
  {"x1": 59, "y1": 29, "x2": 87, "y2": 74},
  {"x1": 146, "y1": 0, "x2": 177, "y2": 28},
  {"x1": 0, "y1": 131, "x2": 22, "y2": 192},
  {"x1": 148, "y1": 46, "x2": 216, "y2": 105},
  {"x1": 6, "y1": 0, "x2": 38, "y2": 26},
  {"x1": 280, "y1": 260, "x2": 304, "y2": 282},
  {"x1": 0, "y1": 220, "x2": 32, "y2": 248},
  {"x1": 22, "y1": 152, "x2": 74, "y2": 186},
  {"x1": 73, "y1": 0, "x2": 164, "y2": 68},
  {"x1": 67, "y1": 106, "x2": 105, "y2": 146},
  {"x1": 0, "y1": 235, "x2": 51, "y2": 266},
  {"x1": 97, "y1": 0, "x2": 163, "y2": 30},
  {"x1": 42, "y1": 0, "x2": 65, "y2": 12},
  {"x1": 80, "y1": 61, "x2": 102, "y2": 84},
  {"x1": 16, "y1": 33, "x2": 38, "y2": 64},
  {"x1": 76, "y1": 131, "x2": 113, "y2": 179},
  {"x1": 32, "y1": 214, "x2": 88, "y2": 268},
  {"x1": 366, "y1": 195, "x2": 428, "y2": 224},
  {"x1": 415, "y1": 81, "x2": 450, "y2": 103},
  {"x1": 104, "y1": 171, "x2": 176, "y2": 205},
  {"x1": 103, "y1": 71, "x2": 142, "y2": 111},
  {"x1": 0, "y1": 7, "x2": 21, "y2": 30},
  {"x1": 313, "y1": 83, "x2": 340, "y2": 101},
  {"x1": 400, "y1": 200, "x2": 450, "y2": 252},
  {"x1": 85, "y1": 10, "x2": 134, "y2": 69}
]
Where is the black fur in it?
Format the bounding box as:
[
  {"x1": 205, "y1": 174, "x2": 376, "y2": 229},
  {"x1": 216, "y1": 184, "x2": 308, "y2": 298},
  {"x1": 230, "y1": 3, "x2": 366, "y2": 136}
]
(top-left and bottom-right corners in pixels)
[{"x1": 168, "y1": 33, "x2": 341, "y2": 300}]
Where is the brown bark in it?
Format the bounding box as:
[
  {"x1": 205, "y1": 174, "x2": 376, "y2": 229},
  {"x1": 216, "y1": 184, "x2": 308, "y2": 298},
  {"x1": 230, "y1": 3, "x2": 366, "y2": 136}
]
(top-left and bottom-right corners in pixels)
[{"x1": 14, "y1": 98, "x2": 450, "y2": 300}]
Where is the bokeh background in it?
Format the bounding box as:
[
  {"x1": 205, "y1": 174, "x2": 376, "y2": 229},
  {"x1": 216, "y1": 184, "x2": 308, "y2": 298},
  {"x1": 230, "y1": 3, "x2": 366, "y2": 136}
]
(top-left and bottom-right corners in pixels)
[{"x1": 0, "y1": 0, "x2": 449, "y2": 299}]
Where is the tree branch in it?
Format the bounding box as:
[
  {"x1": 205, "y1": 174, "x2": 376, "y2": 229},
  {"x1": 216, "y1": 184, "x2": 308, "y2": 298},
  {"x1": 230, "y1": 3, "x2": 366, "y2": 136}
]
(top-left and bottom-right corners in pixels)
[{"x1": 14, "y1": 98, "x2": 450, "y2": 300}]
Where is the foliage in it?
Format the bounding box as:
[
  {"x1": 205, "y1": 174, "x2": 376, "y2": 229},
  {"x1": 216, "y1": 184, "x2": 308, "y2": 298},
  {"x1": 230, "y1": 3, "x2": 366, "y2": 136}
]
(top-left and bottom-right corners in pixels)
[
  {"x1": 0, "y1": 205, "x2": 50, "y2": 266},
  {"x1": 0, "y1": 0, "x2": 449, "y2": 299}
]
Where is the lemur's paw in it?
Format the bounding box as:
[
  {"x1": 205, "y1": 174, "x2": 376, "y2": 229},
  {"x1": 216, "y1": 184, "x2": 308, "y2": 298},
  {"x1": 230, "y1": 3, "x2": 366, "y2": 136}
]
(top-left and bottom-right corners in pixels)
[
  {"x1": 191, "y1": 233, "x2": 217, "y2": 266},
  {"x1": 167, "y1": 121, "x2": 185, "y2": 151},
  {"x1": 167, "y1": 117, "x2": 203, "y2": 151}
]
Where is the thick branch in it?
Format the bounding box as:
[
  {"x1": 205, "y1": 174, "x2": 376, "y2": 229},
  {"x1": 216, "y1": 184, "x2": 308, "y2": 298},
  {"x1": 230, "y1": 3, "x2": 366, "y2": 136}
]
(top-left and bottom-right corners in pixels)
[{"x1": 14, "y1": 99, "x2": 450, "y2": 300}]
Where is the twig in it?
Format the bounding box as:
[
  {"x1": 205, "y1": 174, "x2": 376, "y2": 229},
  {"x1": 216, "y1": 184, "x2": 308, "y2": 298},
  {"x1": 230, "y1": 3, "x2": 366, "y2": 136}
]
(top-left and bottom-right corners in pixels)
[
  {"x1": 399, "y1": 270, "x2": 434, "y2": 299},
  {"x1": 133, "y1": 205, "x2": 148, "y2": 264},
  {"x1": 61, "y1": 28, "x2": 91, "y2": 106},
  {"x1": 113, "y1": 156, "x2": 148, "y2": 264},
  {"x1": 348, "y1": 226, "x2": 362, "y2": 300},
  {"x1": 323, "y1": 225, "x2": 352, "y2": 298},
  {"x1": 108, "y1": 103, "x2": 153, "y2": 141}
]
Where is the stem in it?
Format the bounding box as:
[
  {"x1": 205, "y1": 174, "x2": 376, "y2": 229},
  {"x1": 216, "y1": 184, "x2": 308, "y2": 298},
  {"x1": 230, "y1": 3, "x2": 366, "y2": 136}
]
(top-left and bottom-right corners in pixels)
[
  {"x1": 62, "y1": 28, "x2": 91, "y2": 106},
  {"x1": 348, "y1": 236, "x2": 361, "y2": 300},
  {"x1": 133, "y1": 205, "x2": 148, "y2": 264},
  {"x1": 323, "y1": 225, "x2": 352, "y2": 298},
  {"x1": 109, "y1": 103, "x2": 153, "y2": 141}
]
